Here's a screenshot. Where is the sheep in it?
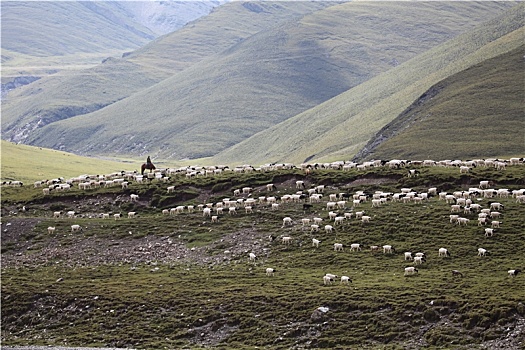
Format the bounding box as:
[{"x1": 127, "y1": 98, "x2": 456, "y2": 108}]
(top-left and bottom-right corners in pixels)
[
  {"x1": 66, "y1": 211, "x2": 75, "y2": 218},
  {"x1": 53, "y1": 211, "x2": 61, "y2": 218},
  {"x1": 341, "y1": 276, "x2": 352, "y2": 284},
  {"x1": 477, "y1": 248, "x2": 488, "y2": 257},
  {"x1": 71, "y1": 224, "x2": 82, "y2": 232},
  {"x1": 334, "y1": 216, "x2": 345, "y2": 226},
  {"x1": 130, "y1": 194, "x2": 139, "y2": 202},
  {"x1": 229, "y1": 207, "x2": 237, "y2": 215},
  {"x1": 249, "y1": 253, "x2": 257, "y2": 262},
  {"x1": 350, "y1": 243, "x2": 361, "y2": 252},
  {"x1": 508, "y1": 269, "x2": 521, "y2": 277},
  {"x1": 266, "y1": 183, "x2": 277, "y2": 191},
  {"x1": 479, "y1": 180, "x2": 490, "y2": 189},
  {"x1": 438, "y1": 248, "x2": 451, "y2": 257},
  {"x1": 325, "y1": 225, "x2": 334, "y2": 233},
  {"x1": 490, "y1": 211, "x2": 501, "y2": 219},
  {"x1": 404, "y1": 252, "x2": 413, "y2": 261},
  {"x1": 323, "y1": 275, "x2": 335, "y2": 285},
  {"x1": 414, "y1": 256, "x2": 425, "y2": 265},
  {"x1": 457, "y1": 217, "x2": 470, "y2": 226},
  {"x1": 491, "y1": 221, "x2": 500, "y2": 228},
  {"x1": 355, "y1": 211, "x2": 365, "y2": 219},
  {"x1": 211, "y1": 215, "x2": 219, "y2": 223},
  {"x1": 326, "y1": 202, "x2": 337, "y2": 210},
  {"x1": 203, "y1": 208, "x2": 212, "y2": 217},
  {"x1": 383, "y1": 245, "x2": 395, "y2": 254},
  {"x1": 361, "y1": 215, "x2": 371, "y2": 224},
  {"x1": 114, "y1": 213, "x2": 121, "y2": 220},
  {"x1": 128, "y1": 212, "x2": 136, "y2": 218},
  {"x1": 484, "y1": 228, "x2": 494, "y2": 237},
  {"x1": 296, "y1": 180, "x2": 305, "y2": 189},
  {"x1": 167, "y1": 186, "x2": 175, "y2": 193},
  {"x1": 370, "y1": 245, "x2": 380, "y2": 254},
  {"x1": 301, "y1": 218, "x2": 311, "y2": 226},
  {"x1": 245, "y1": 206, "x2": 253, "y2": 214},
  {"x1": 242, "y1": 187, "x2": 252, "y2": 194},
  {"x1": 478, "y1": 217, "x2": 488, "y2": 226},
  {"x1": 310, "y1": 224, "x2": 319, "y2": 232},
  {"x1": 404, "y1": 266, "x2": 418, "y2": 276},
  {"x1": 47, "y1": 226, "x2": 56, "y2": 234},
  {"x1": 233, "y1": 189, "x2": 241, "y2": 196},
  {"x1": 312, "y1": 238, "x2": 321, "y2": 248},
  {"x1": 282, "y1": 217, "x2": 293, "y2": 226},
  {"x1": 282, "y1": 236, "x2": 292, "y2": 245},
  {"x1": 266, "y1": 268, "x2": 276, "y2": 276},
  {"x1": 333, "y1": 243, "x2": 344, "y2": 251},
  {"x1": 490, "y1": 202, "x2": 504, "y2": 210}
]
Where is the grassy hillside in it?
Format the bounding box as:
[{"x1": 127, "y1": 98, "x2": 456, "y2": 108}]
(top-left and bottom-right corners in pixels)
[
  {"x1": 1, "y1": 2, "x2": 514, "y2": 161},
  {"x1": 0, "y1": 1, "x2": 156, "y2": 78},
  {"x1": 1, "y1": 160, "x2": 525, "y2": 348},
  {"x1": 213, "y1": 3, "x2": 524, "y2": 165},
  {"x1": 0, "y1": 141, "x2": 141, "y2": 185},
  {"x1": 355, "y1": 45, "x2": 525, "y2": 161},
  {"x1": 1, "y1": 1, "x2": 333, "y2": 141}
]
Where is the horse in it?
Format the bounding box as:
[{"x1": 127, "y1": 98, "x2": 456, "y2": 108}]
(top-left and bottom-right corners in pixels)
[{"x1": 141, "y1": 162, "x2": 156, "y2": 175}]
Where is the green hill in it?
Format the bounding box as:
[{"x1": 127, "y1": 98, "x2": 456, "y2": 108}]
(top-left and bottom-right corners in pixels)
[
  {"x1": 213, "y1": 4, "x2": 524, "y2": 165},
  {"x1": 355, "y1": 45, "x2": 525, "y2": 161},
  {"x1": 1, "y1": 2, "x2": 515, "y2": 162}
]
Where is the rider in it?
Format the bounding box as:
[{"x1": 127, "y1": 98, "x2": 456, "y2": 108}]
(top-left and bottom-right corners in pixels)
[{"x1": 146, "y1": 156, "x2": 152, "y2": 166}]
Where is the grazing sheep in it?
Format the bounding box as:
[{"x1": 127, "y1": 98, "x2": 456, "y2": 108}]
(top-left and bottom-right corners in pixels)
[
  {"x1": 296, "y1": 181, "x2": 305, "y2": 189},
  {"x1": 404, "y1": 252, "x2": 413, "y2": 261},
  {"x1": 266, "y1": 268, "x2": 276, "y2": 276},
  {"x1": 282, "y1": 236, "x2": 292, "y2": 245},
  {"x1": 53, "y1": 211, "x2": 61, "y2": 218},
  {"x1": 325, "y1": 225, "x2": 334, "y2": 233},
  {"x1": 114, "y1": 213, "x2": 121, "y2": 220},
  {"x1": 414, "y1": 256, "x2": 426, "y2": 265},
  {"x1": 103, "y1": 213, "x2": 111, "y2": 219},
  {"x1": 203, "y1": 208, "x2": 212, "y2": 217},
  {"x1": 438, "y1": 248, "x2": 451, "y2": 257},
  {"x1": 485, "y1": 228, "x2": 494, "y2": 237},
  {"x1": 310, "y1": 224, "x2": 319, "y2": 232},
  {"x1": 312, "y1": 238, "x2": 321, "y2": 248},
  {"x1": 67, "y1": 211, "x2": 75, "y2": 218},
  {"x1": 383, "y1": 245, "x2": 395, "y2": 254},
  {"x1": 228, "y1": 207, "x2": 237, "y2": 215},
  {"x1": 249, "y1": 253, "x2": 257, "y2": 262},
  {"x1": 167, "y1": 186, "x2": 175, "y2": 193},
  {"x1": 350, "y1": 243, "x2": 361, "y2": 252},
  {"x1": 361, "y1": 215, "x2": 371, "y2": 224},
  {"x1": 334, "y1": 243, "x2": 344, "y2": 251},
  {"x1": 370, "y1": 245, "x2": 380, "y2": 254},
  {"x1": 130, "y1": 194, "x2": 139, "y2": 202},
  {"x1": 47, "y1": 227, "x2": 56, "y2": 234},
  {"x1": 477, "y1": 248, "x2": 488, "y2": 257},
  {"x1": 404, "y1": 266, "x2": 418, "y2": 276},
  {"x1": 341, "y1": 276, "x2": 352, "y2": 284},
  {"x1": 71, "y1": 224, "x2": 82, "y2": 232},
  {"x1": 323, "y1": 275, "x2": 335, "y2": 285},
  {"x1": 301, "y1": 218, "x2": 311, "y2": 226},
  {"x1": 491, "y1": 221, "x2": 500, "y2": 228},
  {"x1": 128, "y1": 212, "x2": 136, "y2": 218},
  {"x1": 211, "y1": 215, "x2": 219, "y2": 223},
  {"x1": 508, "y1": 269, "x2": 521, "y2": 277},
  {"x1": 282, "y1": 217, "x2": 293, "y2": 226}
]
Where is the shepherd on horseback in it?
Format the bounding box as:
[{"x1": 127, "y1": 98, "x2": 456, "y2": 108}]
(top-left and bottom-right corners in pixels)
[{"x1": 141, "y1": 156, "x2": 156, "y2": 175}]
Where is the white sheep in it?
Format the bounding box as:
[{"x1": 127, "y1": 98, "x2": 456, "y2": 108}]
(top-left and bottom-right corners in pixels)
[
  {"x1": 404, "y1": 266, "x2": 418, "y2": 276},
  {"x1": 323, "y1": 275, "x2": 334, "y2": 285},
  {"x1": 130, "y1": 194, "x2": 139, "y2": 202},
  {"x1": 67, "y1": 211, "x2": 75, "y2": 218},
  {"x1": 103, "y1": 213, "x2": 111, "y2": 219},
  {"x1": 334, "y1": 243, "x2": 344, "y2": 251},
  {"x1": 211, "y1": 215, "x2": 219, "y2": 223},
  {"x1": 203, "y1": 208, "x2": 212, "y2": 217},
  {"x1": 484, "y1": 228, "x2": 494, "y2": 237},
  {"x1": 167, "y1": 186, "x2": 175, "y2": 193},
  {"x1": 312, "y1": 238, "x2": 320, "y2": 248},
  {"x1": 325, "y1": 225, "x2": 333, "y2": 233},
  {"x1": 282, "y1": 217, "x2": 293, "y2": 226},
  {"x1": 71, "y1": 224, "x2": 82, "y2": 232},
  {"x1": 413, "y1": 256, "x2": 425, "y2": 265},
  {"x1": 310, "y1": 224, "x2": 319, "y2": 232},
  {"x1": 282, "y1": 236, "x2": 292, "y2": 245},
  {"x1": 341, "y1": 276, "x2": 352, "y2": 284},
  {"x1": 491, "y1": 221, "x2": 500, "y2": 228},
  {"x1": 350, "y1": 243, "x2": 361, "y2": 252},
  {"x1": 383, "y1": 245, "x2": 394, "y2": 254},
  {"x1": 249, "y1": 253, "x2": 257, "y2": 262},
  {"x1": 128, "y1": 212, "x2": 136, "y2": 218},
  {"x1": 438, "y1": 248, "x2": 451, "y2": 257},
  {"x1": 404, "y1": 252, "x2": 413, "y2": 261},
  {"x1": 477, "y1": 248, "x2": 488, "y2": 257},
  {"x1": 508, "y1": 269, "x2": 521, "y2": 277},
  {"x1": 361, "y1": 215, "x2": 371, "y2": 224},
  {"x1": 47, "y1": 226, "x2": 56, "y2": 234},
  {"x1": 266, "y1": 268, "x2": 276, "y2": 276}
]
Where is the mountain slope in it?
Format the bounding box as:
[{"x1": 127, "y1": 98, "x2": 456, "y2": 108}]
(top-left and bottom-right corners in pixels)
[
  {"x1": 1, "y1": 1, "x2": 334, "y2": 143},
  {"x1": 4, "y1": 1, "x2": 514, "y2": 161},
  {"x1": 354, "y1": 45, "x2": 525, "y2": 161},
  {"x1": 212, "y1": 3, "x2": 524, "y2": 165}
]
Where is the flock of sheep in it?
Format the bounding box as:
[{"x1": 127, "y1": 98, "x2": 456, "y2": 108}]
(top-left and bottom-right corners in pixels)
[{"x1": 7, "y1": 156, "x2": 525, "y2": 284}]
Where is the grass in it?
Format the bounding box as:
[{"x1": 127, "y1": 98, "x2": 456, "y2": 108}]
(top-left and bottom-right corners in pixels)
[{"x1": 2, "y1": 162, "x2": 525, "y2": 348}]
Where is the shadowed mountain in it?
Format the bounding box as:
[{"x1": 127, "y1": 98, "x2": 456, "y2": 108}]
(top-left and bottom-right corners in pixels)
[
  {"x1": 353, "y1": 44, "x2": 525, "y2": 162},
  {"x1": 2, "y1": 1, "x2": 515, "y2": 162},
  {"x1": 212, "y1": 3, "x2": 524, "y2": 165}
]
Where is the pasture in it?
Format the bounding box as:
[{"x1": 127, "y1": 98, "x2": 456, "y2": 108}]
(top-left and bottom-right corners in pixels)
[{"x1": 1, "y1": 160, "x2": 525, "y2": 349}]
